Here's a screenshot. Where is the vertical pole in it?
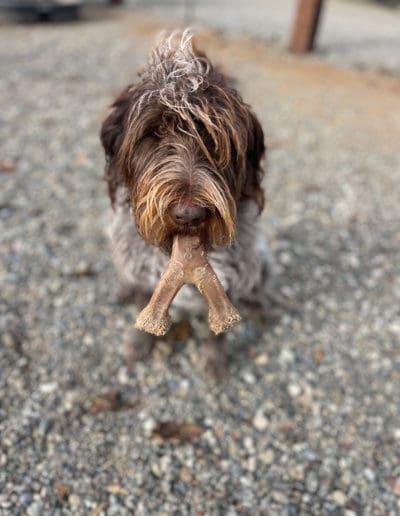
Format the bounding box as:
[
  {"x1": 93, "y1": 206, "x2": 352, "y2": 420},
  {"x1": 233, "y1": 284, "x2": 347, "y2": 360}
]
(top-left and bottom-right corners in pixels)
[{"x1": 289, "y1": 0, "x2": 324, "y2": 53}]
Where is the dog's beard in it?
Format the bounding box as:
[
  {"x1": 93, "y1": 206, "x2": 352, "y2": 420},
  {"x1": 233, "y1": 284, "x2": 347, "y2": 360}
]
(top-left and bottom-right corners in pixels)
[{"x1": 132, "y1": 165, "x2": 237, "y2": 251}]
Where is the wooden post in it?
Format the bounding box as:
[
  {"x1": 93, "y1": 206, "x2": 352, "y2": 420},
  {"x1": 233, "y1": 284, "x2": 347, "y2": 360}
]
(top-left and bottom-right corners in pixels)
[{"x1": 289, "y1": 0, "x2": 324, "y2": 53}]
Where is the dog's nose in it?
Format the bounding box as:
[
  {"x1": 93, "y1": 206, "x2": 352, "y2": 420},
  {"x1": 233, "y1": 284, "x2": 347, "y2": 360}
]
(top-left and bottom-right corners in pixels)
[{"x1": 171, "y1": 204, "x2": 207, "y2": 226}]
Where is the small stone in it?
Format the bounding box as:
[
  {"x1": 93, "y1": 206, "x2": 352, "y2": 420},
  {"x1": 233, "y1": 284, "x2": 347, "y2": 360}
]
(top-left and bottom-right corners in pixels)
[
  {"x1": 288, "y1": 464, "x2": 304, "y2": 482},
  {"x1": 254, "y1": 352, "x2": 269, "y2": 365},
  {"x1": 179, "y1": 467, "x2": 191, "y2": 483},
  {"x1": 306, "y1": 472, "x2": 319, "y2": 493},
  {"x1": 253, "y1": 411, "x2": 269, "y2": 431},
  {"x1": 143, "y1": 418, "x2": 155, "y2": 436},
  {"x1": 39, "y1": 382, "x2": 58, "y2": 394},
  {"x1": 246, "y1": 456, "x2": 257, "y2": 472},
  {"x1": 259, "y1": 449, "x2": 275, "y2": 465},
  {"x1": 364, "y1": 468, "x2": 375, "y2": 482},
  {"x1": 19, "y1": 492, "x2": 33, "y2": 506},
  {"x1": 83, "y1": 334, "x2": 94, "y2": 346},
  {"x1": 280, "y1": 252, "x2": 292, "y2": 265},
  {"x1": 27, "y1": 501, "x2": 43, "y2": 516},
  {"x1": 69, "y1": 495, "x2": 81, "y2": 506},
  {"x1": 2, "y1": 332, "x2": 17, "y2": 348},
  {"x1": 38, "y1": 418, "x2": 53, "y2": 437},
  {"x1": 151, "y1": 463, "x2": 161, "y2": 478},
  {"x1": 279, "y1": 349, "x2": 295, "y2": 365},
  {"x1": 271, "y1": 490, "x2": 289, "y2": 505},
  {"x1": 287, "y1": 382, "x2": 301, "y2": 398},
  {"x1": 329, "y1": 490, "x2": 347, "y2": 506},
  {"x1": 243, "y1": 436, "x2": 254, "y2": 452},
  {"x1": 242, "y1": 371, "x2": 256, "y2": 384}
]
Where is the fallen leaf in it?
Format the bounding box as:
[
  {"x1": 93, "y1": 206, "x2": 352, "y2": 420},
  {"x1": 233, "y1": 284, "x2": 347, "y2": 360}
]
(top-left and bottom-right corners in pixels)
[
  {"x1": 312, "y1": 349, "x2": 325, "y2": 363},
  {"x1": 152, "y1": 421, "x2": 204, "y2": 444},
  {"x1": 179, "y1": 466, "x2": 192, "y2": 483},
  {"x1": 54, "y1": 481, "x2": 70, "y2": 500},
  {"x1": 387, "y1": 477, "x2": 400, "y2": 496},
  {"x1": 0, "y1": 160, "x2": 16, "y2": 173},
  {"x1": 167, "y1": 320, "x2": 191, "y2": 342},
  {"x1": 87, "y1": 390, "x2": 138, "y2": 415}
]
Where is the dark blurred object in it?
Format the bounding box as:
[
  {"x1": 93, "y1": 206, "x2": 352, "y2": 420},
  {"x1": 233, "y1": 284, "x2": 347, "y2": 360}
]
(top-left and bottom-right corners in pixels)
[
  {"x1": 0, "y1": 0, "x2": 82, "y2": 22},
  {"x1": 289, "y1": 0, "x2": 324, "y2": 53}
]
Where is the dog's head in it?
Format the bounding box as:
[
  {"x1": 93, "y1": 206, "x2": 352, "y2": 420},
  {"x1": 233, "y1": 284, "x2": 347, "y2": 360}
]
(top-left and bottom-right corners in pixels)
[{"x1": 104, "y1": 32, "x2": 265, "y2": 251}]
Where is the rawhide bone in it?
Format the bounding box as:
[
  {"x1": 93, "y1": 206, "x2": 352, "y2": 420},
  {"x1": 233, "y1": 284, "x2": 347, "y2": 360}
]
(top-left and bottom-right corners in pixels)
[{"x1": 135, "y1": 234, "x2": 241, "y2": 336}]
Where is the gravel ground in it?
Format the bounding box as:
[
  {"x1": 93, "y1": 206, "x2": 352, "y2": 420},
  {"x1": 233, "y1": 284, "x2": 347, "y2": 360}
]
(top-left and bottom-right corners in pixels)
[{"x1": 1, "y1": 8, "x2": 400, "y2": 515}]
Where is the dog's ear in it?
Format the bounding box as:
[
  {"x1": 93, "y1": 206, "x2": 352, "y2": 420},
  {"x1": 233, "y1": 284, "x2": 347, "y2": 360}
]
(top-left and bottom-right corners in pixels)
[
  {"x1": 100, "y1": 86, "x2": 133, "y2": 207},
  {"x1": 242, "y1": 110, "x2": 265, "y2": 212}
]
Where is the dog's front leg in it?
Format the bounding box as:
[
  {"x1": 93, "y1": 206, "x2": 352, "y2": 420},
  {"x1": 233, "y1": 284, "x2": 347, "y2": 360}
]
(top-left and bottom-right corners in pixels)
[
  {"x1": 199, "y1": 333, "x2": 227, "y2": 382},
  {"x1": 122, "y1": 291, "x2": 155, "y2": 371}
]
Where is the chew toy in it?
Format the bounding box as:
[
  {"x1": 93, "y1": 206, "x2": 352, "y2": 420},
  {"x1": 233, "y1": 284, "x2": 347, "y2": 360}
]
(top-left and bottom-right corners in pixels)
[{"x1": 135, "y1": 234, "x2": 241, "y2": 336}]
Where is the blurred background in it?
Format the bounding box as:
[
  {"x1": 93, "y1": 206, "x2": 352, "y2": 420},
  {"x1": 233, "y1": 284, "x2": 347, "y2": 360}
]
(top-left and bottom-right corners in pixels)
[{"x1": 1, "y1": 1, "x2": 399, "y2": 515}]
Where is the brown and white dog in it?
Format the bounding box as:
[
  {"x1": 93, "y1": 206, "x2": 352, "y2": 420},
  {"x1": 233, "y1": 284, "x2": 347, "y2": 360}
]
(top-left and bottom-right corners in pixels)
[{"x1": 100, "y1": 31, "x2": 273, "y2": 378}]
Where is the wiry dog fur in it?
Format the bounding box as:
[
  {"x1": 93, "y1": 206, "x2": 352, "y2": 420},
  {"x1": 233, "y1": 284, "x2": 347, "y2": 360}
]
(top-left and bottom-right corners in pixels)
[{"x1": 101, "y1": 32, "x2": 273, "y2": 374}]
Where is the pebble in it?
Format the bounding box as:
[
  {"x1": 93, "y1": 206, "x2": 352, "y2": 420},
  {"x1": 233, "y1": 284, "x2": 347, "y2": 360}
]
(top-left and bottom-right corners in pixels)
[
  {"x1": 279, "y1": 348, "x2": 295, "y2": 365},
  {"x1": 243, "y1": 436, "x2": 255, "y2": 452},
  {"x1": 242, "y1": 371, "x2": 256, "y2": 384},
  {"x1": 271, "y1": 490, "x2": 289, "y2": 505},
  {"x1": 19, "y1": 492, "x2": 33, "y2": 506},
  {"x1": 288, "y1": 464, "x2": 305, "y2": 482},
  {"x1": 143, "y1": 418, "x2": 156, "y2": 436},
  {"x1": 259, "y1": 449, "x2": 275, "y2": 465},
  {"x1": 364, "y1": 468, "x2": 375, "y2": 482},
  {"x1": 27, "y1": 501, "x2": 43, "y2": 516},
  {"x1": 329, "y1": 490, "x2": 347, "y2": 506},
  {"x1": 254, "y1": 352, "x2": 269, "y2": 366},
  {"x1": 287, "y1": 382, "x2": 301, "y2": 398},
  {"x1": 252, "y1": 411, "x2": 269, "y2": 431},
  {"x1": 306, "y1": 472, "x2": 319, "y2": 494},
  {"x1": 38, "y1": 382, "x2": 58, "y2": 394},
  {"x1": 69, "y1": 495, "x2": 81, "y2": 506}
]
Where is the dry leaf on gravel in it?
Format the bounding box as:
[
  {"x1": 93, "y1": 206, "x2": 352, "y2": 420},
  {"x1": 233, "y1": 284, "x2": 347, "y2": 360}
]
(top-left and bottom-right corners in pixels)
[
  {"x1": 0, "y1": 160, "x2": 16, "y2": 173},
  {"x1": 312, "y1": 349, "x2": 325, "y2": 363},
  {"x1": 54, "y1": 481, "x2": 70, "y2": 500},
  {"x1": 166, "y1": 319, "x2": 191, "y2": 342},
  {"x1": 87, "y1": 390, "x2": 138, "y2": 415},
  {"x1": 152, "y1": 421, "x2": 205, "y2": 444}
]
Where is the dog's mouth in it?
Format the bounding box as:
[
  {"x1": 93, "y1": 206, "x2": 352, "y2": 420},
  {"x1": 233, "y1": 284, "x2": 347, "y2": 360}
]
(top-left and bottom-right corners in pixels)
[{"x1": 135, "y1": 197, "x2": 235, "y2": 252}]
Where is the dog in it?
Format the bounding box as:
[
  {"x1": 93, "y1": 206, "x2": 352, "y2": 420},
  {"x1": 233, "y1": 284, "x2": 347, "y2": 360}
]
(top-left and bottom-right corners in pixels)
[{"x1": 100, "y1": 31, "x2": 273, "y2": 378}]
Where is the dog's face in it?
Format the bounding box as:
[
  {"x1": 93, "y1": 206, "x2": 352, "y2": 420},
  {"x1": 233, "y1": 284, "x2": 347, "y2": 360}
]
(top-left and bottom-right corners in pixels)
[{"x1": 106, "y1": 33, "x2": 265, "y2": 251}]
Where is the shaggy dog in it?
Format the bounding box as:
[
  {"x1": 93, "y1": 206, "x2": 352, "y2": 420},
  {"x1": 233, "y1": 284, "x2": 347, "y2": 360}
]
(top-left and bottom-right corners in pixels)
[{"x1": 100, "y1": 32, "x2": 273, "y2": 378}]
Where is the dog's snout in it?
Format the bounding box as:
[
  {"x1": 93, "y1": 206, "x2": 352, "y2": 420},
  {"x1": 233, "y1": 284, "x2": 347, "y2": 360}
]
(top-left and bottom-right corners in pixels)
[{"x1": 172, "y1": 204, "x2": 207, "y2": 226}]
